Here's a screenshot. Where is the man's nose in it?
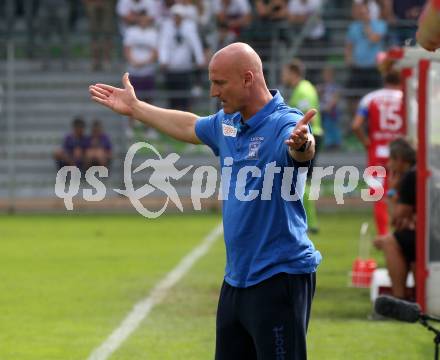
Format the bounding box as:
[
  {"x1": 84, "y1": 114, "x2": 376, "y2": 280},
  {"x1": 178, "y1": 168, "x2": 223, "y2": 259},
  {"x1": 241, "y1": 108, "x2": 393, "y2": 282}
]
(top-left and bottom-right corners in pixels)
[{"x1": 210, "y1": 84, "x2": 219, "y2": 98}]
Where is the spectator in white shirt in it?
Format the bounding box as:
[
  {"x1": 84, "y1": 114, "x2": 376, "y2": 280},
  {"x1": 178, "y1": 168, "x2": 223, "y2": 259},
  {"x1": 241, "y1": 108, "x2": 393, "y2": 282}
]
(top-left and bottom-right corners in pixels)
[
  {"x1": 159, "y1": 4, "x2": 205, "y2": 111},
  {"x1": 287, "y1": 0, "x2": 325, "y2": 40},
  {"x1": 173, "y1": 1, "x2": 215, "y2": 61},
  {"x1": 155, "y1": 0, "x2": 175, "y2": 20},
  {"x1": 116, "y1": 0, "x2": 160, "y2": 33},
  {"x1": 123, "y1": 10, "x2": 158, "y2": 101},
  {"x1": 123, "y1": 10, "x2": 159, "y2": 139},
  {"x1": 173, "y1": 0, "x2": 215, "y2": 97},
  {"x1": 213, "y1": 0, "x2": 252, "y2": 41},
  {"x1": 172, "y1": 0, "x2": 214, "y2": 29}
]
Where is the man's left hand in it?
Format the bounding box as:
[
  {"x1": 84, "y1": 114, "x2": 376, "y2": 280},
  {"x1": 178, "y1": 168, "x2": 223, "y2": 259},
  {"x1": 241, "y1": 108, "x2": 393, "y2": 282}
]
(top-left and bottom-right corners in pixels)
[{"x1": 285, "y1": 109, "x2": 316, "y2": 151}]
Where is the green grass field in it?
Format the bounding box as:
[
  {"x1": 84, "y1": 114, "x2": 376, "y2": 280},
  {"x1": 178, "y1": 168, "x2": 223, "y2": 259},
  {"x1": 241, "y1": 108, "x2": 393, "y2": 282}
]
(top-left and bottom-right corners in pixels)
[{"x1": 0, "y1": 212, "x2": 432, "y2": 359}]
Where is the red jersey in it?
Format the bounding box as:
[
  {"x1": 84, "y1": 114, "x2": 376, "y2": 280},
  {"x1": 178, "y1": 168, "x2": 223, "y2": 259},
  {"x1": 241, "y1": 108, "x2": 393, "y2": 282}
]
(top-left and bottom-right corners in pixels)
[{"x1": 357, "y1": 88, "x2": 406, "y2": 166}]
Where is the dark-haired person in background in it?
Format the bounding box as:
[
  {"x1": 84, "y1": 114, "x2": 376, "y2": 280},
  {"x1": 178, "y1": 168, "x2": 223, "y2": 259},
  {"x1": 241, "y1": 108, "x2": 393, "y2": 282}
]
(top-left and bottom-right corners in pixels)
[
  {"x1": 53, "y1": 117, "x2": 90, "y2": 172},
  {"x1": 373, "y1": 138, "x2": 416, "y2": 300},
  {"x1": 352, "y1": 69, "x2": 406, "y2": 237}
]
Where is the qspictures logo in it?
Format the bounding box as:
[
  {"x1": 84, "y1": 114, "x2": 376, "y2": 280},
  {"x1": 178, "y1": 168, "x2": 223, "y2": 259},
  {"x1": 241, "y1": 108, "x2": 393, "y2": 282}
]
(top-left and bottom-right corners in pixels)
[{"x1": 55, "y1": 142, "x2": 386, "y2": 219}]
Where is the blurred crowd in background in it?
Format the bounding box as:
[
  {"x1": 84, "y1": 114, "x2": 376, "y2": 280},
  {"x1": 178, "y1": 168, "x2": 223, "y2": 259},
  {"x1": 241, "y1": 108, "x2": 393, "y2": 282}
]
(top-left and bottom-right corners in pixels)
[
  {"x1": 1, "y1": 0, "x2": 425, "y2": 152},
  {"x1": 2, "y1": 0, "x2": 424, "y2": 65}
]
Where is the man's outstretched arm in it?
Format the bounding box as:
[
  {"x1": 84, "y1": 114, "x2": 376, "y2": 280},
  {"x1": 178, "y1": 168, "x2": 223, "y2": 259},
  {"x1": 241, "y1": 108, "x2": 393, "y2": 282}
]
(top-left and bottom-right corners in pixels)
[
  {"x1": 285, "y1": 109, "x2": 316, "y2": 162},
  {"x1": 89, "y1": 73, "x2": 202, "y2": 144}
]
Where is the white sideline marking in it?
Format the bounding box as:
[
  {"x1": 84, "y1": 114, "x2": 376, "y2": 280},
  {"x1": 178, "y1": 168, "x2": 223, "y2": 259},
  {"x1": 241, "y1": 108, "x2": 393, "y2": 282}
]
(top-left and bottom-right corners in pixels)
[{"x1": 87, "y1": 223, "x2": 223, "y2": 360}]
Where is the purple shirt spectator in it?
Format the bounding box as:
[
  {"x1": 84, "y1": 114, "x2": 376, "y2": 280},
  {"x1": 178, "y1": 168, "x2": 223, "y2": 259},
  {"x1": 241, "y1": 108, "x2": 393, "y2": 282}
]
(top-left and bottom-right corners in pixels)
[
  {"x1": 87, "y1": 133, "x2": 112, "y2": 151},
  {"x1": 63, "y1": 133, "x2": 90, "y2": 155},
  {"x1": 54, "y1": 117, "x2": 89, "y2": 171}
]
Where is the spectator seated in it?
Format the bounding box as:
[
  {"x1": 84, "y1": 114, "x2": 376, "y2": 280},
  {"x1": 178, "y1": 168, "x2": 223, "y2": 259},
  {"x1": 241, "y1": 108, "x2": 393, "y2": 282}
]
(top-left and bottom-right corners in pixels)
[
  {"x1": 53, "y1": 117, "x2": 90, "y2": 173},
  {"x1": 373, "y1": 138, "x2": 417, "y2": 300}
]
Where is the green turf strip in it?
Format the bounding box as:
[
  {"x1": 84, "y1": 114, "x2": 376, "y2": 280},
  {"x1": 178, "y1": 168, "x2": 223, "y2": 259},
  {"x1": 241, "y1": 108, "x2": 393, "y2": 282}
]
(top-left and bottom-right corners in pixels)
[
  {"x1": 0, "y1": 212, "x2": 432, "y2": 359},
  {"x1": 0, "y1": 214, "x2": 220, "y2": 360}
]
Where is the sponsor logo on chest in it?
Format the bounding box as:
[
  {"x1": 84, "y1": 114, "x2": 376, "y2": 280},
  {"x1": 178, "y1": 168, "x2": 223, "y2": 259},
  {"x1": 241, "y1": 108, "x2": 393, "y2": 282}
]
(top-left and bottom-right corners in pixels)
[{"x1": 222, "y1": 123, "x2": 237, "y2": 137}]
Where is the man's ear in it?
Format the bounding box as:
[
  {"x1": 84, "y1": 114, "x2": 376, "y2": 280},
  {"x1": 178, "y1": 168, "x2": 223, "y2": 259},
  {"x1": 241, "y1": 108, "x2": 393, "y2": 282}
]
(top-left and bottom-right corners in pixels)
[{"x1": 243, "y1": 71, "x2": 254, "y2": 88}]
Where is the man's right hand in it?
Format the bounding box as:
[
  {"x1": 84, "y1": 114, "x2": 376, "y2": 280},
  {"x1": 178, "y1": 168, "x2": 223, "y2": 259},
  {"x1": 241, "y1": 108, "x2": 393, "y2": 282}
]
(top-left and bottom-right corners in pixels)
[{"x1": 89, "y1": 73, "x2": 138, "y2": 117}]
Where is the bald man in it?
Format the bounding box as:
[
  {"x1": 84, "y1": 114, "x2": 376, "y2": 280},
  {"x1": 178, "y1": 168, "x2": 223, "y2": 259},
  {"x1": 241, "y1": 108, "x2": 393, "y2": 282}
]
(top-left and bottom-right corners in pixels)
[{"x1": 90, "y1": 42, "x2": 321, "y2": 360}]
